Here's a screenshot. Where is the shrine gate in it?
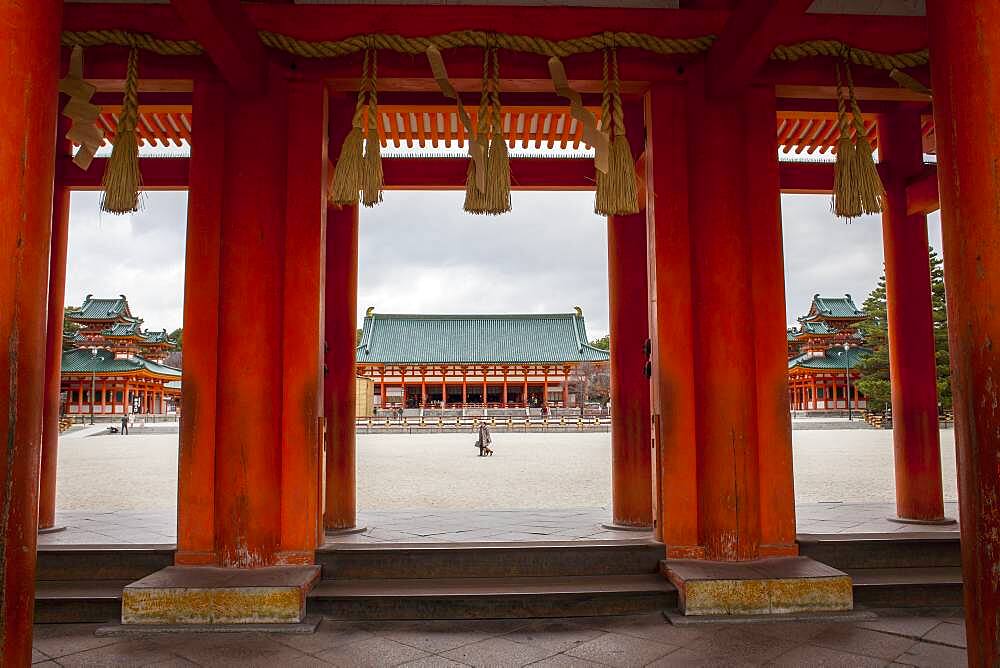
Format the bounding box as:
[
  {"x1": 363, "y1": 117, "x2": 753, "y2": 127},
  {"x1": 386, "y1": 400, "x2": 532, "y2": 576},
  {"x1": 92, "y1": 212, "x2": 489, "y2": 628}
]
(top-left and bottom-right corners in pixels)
[{"x1": 2, "y1": 2, "x2": 999, "y2": 666}]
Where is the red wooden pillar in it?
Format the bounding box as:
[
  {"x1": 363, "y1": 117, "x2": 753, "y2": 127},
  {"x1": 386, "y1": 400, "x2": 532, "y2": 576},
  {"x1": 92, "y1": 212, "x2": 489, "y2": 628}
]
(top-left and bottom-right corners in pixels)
[
  {"x1": 746, "y1": 86, "x2": 797, "y2": 556},
  {"x1": 878, "y1": 108, "x2": 947, "y2": 523},
  {"x1": 281, "y1": 80, "x2": 328, "y2": 556},
  {"x1": 645, "y1": 82, "x2": 700, "y2": 555},
  {"x1": 688, "y1": 72, "x2": 761, "y2": 561},
  {"x1": 608, "y1": 211, "x2": 652, "y2": 527},
  {"x1": 39, "y1": 178, "x2": 71, "y2": 530},
  {"x1": 176, "y1": 77, "x2": 225, "y2": 566},
  {"x1": 927, "y1": 2, "x2": 1000, "y2": 662},
  {"x1": 0, "y1": 0, "x2": 61, "y2": 661},
  {"x1": 213, "y1": 70, "x2": 289, "y2": 567},
  {"x1": 562, "y1": 374, "x2": 569, "y2": 407},
  {"x1": 325, "y1": 95, "x2": 360, "y2": 531}
]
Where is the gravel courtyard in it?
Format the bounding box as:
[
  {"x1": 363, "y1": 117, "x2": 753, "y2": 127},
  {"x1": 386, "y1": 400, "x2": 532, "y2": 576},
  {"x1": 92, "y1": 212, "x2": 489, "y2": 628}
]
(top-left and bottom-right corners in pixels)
[{"x1": 54, "y1": 429, "x2": 959, "y2": 512}]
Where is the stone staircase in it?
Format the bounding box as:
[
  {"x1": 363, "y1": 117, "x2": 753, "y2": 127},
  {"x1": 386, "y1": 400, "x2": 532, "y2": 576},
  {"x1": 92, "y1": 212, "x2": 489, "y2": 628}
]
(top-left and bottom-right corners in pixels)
[
  {"x1": 309, "y1": 540, "x2": 675, "y2": 619},
  {"x1": 798, "y1": 533, "x2": 964, "y2": 609}
]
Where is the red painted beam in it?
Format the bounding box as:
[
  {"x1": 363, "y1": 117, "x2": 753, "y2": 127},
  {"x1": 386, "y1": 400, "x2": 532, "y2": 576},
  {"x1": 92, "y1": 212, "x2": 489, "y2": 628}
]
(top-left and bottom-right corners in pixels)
[
  {"x1": 60, "y1": 156, "x2": 845, "y2": 193},
  {"x1": 706, "y1": 0, "x2": 814, "y2": 97},
  {"x1": 906, "y1": 165, "x2": 939, "y2": 215},
  {"x1": 169, "y1": 0, "x2": 267, "y2": 93},
  {"x1": 59, "y1": 156, "x2": 189, "y2": 190}
]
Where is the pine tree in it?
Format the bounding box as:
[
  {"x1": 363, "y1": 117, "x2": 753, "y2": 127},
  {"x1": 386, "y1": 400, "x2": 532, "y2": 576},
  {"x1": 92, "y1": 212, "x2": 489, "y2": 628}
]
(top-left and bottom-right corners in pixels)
[
  {"x1": 930, "y1": 248, "x2": 952, "y2": 410},
  {"x1": 856, "y1": 276, "x2": 891, "y2": 411},
  {"x1": 855, "y1": 247, "x2": 953, "y2": 412}
]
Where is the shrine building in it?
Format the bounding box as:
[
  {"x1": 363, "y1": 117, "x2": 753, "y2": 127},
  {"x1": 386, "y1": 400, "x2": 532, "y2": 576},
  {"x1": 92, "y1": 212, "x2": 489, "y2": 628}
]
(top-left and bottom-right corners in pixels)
[
  {"x1": 787, "y1": 294, "x2": 869, "y2": 412},
  {"x1": 61, "y1": 295, "x2": 181, "y2": 416},
  {"x1": 356, "y1": 309, "x2": 609, "y2": 409},
  {"x1": 6, "y1": 1, "x2": 1000, "y2": 664}
]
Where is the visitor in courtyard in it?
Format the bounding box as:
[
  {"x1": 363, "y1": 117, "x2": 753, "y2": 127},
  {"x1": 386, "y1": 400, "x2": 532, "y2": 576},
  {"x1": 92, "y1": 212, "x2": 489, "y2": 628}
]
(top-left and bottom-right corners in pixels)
[
  {"x1": 120, "y1": 414, "x2": 129, "y2": 436},
  {"x1": 476, "y1": 421, "x2": 493, "y2": 456}
]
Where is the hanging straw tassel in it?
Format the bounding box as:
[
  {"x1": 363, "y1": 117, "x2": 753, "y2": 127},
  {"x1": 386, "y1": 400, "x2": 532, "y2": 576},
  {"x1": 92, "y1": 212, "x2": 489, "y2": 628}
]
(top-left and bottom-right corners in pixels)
[
  {"x1": 845, "y1": 61, "x2": 885, "y2": 215},
  {"x1": 361, "y1": 49, "x2": 383, "y2": 208},
  {"x1": 484, "y1": 47, "x2": 511, "y2": 215},
  {"x1": 331, "y1": 50, "x2": 370, "y2": 205},
  {"x1": 594, "y1": 45, "x2": 639, "y2": 217},
  {"x1": 101, "y1": 48, "x2": 143, "y2": 214},
  {"x1": 464, "y1": 48, "x2": 493, "y2": 214},
  {"x1": 832, "y1": 62, "x2": 861, "y2": 220}
]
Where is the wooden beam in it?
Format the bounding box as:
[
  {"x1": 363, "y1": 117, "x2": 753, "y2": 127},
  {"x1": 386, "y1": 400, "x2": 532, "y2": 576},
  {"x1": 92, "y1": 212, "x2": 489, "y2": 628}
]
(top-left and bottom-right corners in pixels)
[
  {"x1": 169, "y1": 0, "x2": 267, "y2": 94},
  {"x1": 706, "y1": 0, "x2": 815, "y2": 97},
  {"x1": 60, "y1": 156, "x2": 189, "y2": 190},
  {"x1": 61, "y1": 156, "x2": 850, "y2": 194},
  {"x1": 906, "y1": 165, "x2": 940, "y2": 215}
]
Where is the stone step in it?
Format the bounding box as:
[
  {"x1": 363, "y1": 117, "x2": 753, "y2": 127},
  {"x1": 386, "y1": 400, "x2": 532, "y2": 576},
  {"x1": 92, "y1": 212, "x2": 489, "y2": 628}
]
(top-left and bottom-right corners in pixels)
[
  {"x1": 308, "y1": 574, "x2": 676, "y2": 620},
  {"x1": 849, "y1": 567, "x2": 964, "y2": 608},
  {"x1": 36, "y1": 545, "x2": 174, "y2": 582},
  {"x1": 316, "y1": 540, "x2": 663, "y2": 579},
  {"x1": 798, "y1": 533, "x2": 961, "y2": 569},
  {"x1": 34, "y1": 580, "x2": 126, "y2": 624}
]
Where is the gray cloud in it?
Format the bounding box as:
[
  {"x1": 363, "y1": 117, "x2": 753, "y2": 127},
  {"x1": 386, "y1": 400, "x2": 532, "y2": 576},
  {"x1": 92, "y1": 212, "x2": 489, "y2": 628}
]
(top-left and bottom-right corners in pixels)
[{"x1": 65, "y1": 190, "x2": 943, "y2": 341}]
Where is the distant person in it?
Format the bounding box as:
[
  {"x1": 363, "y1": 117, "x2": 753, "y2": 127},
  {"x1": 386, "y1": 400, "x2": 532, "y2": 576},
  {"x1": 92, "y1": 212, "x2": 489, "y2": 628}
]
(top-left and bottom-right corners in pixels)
[
  {"x1": 476, "y1": 421, "x2": 493, "y2": 457},
  {"x1": 120, "y1": 414, "x2": 129, "y2": 436}
]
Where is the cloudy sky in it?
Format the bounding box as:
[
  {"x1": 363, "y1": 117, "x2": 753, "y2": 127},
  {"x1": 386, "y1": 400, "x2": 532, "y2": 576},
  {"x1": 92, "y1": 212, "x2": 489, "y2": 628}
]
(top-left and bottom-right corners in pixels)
[{"x1": 65, "y1": 189, "x2": 942, "y2": 340}]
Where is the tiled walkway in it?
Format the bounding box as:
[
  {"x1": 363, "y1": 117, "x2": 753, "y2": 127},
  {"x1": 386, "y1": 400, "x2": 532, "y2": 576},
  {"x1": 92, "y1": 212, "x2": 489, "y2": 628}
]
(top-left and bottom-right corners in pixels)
[
  {"x1": 32, "y1": 611, "x2": 967, "y2": 666},
  {"x1": 37, "y1": 503, "x2": 960, "y2": 547}
]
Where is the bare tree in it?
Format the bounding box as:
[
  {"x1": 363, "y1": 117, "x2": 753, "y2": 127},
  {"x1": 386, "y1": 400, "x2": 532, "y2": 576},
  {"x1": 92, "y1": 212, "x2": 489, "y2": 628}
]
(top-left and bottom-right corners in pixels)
[{"x1": 570, "y1": 362, "x2": 610, "y2": 416}]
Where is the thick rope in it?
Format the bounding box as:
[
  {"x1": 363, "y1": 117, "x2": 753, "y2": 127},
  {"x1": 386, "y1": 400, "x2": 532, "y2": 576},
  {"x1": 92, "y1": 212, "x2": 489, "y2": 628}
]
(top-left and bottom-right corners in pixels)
[{"x1": 61, "y1": 29, "x2": 928, "y2": 71}]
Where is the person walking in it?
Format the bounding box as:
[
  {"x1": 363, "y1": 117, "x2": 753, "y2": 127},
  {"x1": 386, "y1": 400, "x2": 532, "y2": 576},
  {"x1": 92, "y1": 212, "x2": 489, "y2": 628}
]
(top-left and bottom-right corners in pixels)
[
  {"x1": 120, "y1": 414, "x2": 129, "y2": 436},
  {"x1": 476, "y1": 421, "x2": 493, "y2": 456}
]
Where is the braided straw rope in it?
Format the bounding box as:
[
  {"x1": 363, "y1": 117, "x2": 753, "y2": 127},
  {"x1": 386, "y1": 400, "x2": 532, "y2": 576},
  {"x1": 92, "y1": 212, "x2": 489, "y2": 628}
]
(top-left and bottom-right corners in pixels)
[{"x1": 62, "y1": 29, "x2": 928, "y2": 70}]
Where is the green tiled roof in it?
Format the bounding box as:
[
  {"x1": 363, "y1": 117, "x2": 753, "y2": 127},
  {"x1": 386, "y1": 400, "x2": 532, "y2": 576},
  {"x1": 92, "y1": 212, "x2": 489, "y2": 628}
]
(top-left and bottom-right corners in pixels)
[
  {"x1": 142, "y1": 329, "x2": 173, "y2": 344},
  {"x1": 67, "y1": 295, "x2": 138, "y2": 322},
  {"x1": 61, "y1": 348, "x2": 181, "y2": 378},
  {"x1": 788, "y1": 346, "x2": 871, "y2": 370},
  {"x1": 801, "y1": 294, "x2": 865, "y2": 321},
  {"x1": 103, "y1": 322, "x2": 141, "y2": 337},
  {"x1": 356, "y1": 311, "x2": 610, "y2": 365}
]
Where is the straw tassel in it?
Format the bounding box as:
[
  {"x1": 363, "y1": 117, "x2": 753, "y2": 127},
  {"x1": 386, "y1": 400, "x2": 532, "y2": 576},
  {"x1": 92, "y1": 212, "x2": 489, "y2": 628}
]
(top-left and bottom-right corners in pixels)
[
  {"x1": 331, "y1": 50, "x2": 370, "y2": 205},
  {"x1": 594, "y1": 45, "x2": 639, "y2": 217},
  {"x1": 845, "y1": 62, "x2": 885, "y2": 216},
  {"x1": 832, "y1": 62, "x2": 861, "y2": 220},
  {"x1": 484, "y1": 48, "x2": 511, "y2": 215},
  {"x1": 361, "y1": 49, "x2": 383, "y2": 208},
  {"x1": 101, "y1": 48, "x2": 143, "y2": 214},
  {"x1": 464, "y1": 47, "x2": 494, "y2": 214}
]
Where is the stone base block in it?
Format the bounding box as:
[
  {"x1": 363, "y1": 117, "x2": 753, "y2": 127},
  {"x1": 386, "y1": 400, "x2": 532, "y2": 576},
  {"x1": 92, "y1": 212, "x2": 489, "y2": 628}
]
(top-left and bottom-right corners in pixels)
[
  {"x1": 661, "y1": 556, "x2": 852, "y2": 616},
  {"x1": 122, "y1": 565, "x2": 321, "y2": 625}
]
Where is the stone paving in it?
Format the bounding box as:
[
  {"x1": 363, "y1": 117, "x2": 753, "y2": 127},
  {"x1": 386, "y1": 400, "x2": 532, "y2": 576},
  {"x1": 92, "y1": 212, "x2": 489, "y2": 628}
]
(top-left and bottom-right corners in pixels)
[
  {"x1": 31, "y1": 611, "x2": 967, "y2": 666},
  {"x1": 38, "y1": 503, "x2": 959, "y2": 547}
]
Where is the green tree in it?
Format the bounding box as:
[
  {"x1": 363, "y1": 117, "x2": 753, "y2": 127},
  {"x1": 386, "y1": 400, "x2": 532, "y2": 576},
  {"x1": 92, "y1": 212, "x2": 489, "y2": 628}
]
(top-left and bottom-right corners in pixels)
[
  {"x1": 856, "y1": 276, "x2": 891, "y2": 411},
  {"x1": 590, "y1": 334, "x2": 610, "y2": 350},
  {"x1": 62, "y1": 307, "x2": 82, "y2": 350},
  {"x1": 356, "y1": 328, "x2": 364, "y2": 346},
  {"x1": 856, "y1": 247, "x2": 953, "y2": 412},
  {"x1": 168, "y1": 327, "x2": 183, "y2": 351},
  {"x1": 930, "y1": 248, "x2": 952, "y2": 410}
]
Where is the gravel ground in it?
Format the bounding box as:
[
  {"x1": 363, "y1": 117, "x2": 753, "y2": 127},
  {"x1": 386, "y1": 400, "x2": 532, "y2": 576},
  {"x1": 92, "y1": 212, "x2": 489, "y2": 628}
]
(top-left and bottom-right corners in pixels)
[{"x1": 54, "y1": 429, "x2": 959, "y2": 512}]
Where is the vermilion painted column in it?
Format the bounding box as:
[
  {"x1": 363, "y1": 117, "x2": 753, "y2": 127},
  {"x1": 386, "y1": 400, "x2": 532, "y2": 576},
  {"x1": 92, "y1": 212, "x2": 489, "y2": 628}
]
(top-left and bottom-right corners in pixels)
[
  {"x1": 688, "y1": 70, "x2": 761, "y2": 561},
  {"x1": 608, "y1": 212, "x2": 652, "y2": 528},
  {"x1": 325, "y1": 94, "x2": 360, "y2": 531},
  {"x1": 281, "y1": 80, "x2": 328, "y2": 557},
  {"x1": 176, "y1": 78, "x2": 226, "y2": 566},
  {"x1": 39, "y1": 176, "x2": 71, "y2": 531},
  {"x1": 878, "y1": 108, "x2": 947, "y2": 524},
  {"x1": 213, "y1": 71, "x2": 289, "y2": 567},
  {"x1": 746, "y1": 86, "x2": 797, "y2": 556},
  {"x1": 0, "y1": 0, "x2": 61, "y2": 662},
  {"x1": 645, "y1": 82, "x2": 700, "y2": 556},
  {"x1": 927, "y1": 2, "x2": 1000, "y2": 663}
]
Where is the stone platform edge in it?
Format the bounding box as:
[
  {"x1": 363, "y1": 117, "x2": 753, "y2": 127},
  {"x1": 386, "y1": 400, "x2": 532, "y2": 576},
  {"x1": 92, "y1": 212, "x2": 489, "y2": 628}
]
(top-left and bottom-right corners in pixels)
[
  {"x1": 122, "y1": 564, "x2": 321, "y2": 625},
  {"x1": 660, "y1": 556, "x2": 853, "y2": 616}
]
